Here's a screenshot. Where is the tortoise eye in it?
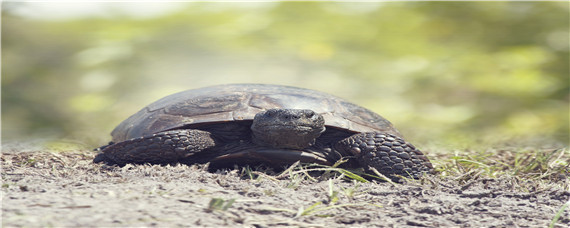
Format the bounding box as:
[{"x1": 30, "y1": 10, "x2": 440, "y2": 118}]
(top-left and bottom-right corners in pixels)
[
  {"x1": 265, "y1": 109, "x2": 277, "y2": 117},
  {"x1": 302, "y1": 110, "x2": 316, "y2": 118}
]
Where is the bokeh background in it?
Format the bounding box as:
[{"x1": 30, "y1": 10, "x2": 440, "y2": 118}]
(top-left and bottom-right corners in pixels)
[{"x1": 2, "y1": 2, "x2": 569, "y2": 149}]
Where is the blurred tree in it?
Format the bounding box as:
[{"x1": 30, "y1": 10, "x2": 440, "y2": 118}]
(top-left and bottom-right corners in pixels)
[{"x1": 2, "y1": 2, "x2": 568, "y2": 148}]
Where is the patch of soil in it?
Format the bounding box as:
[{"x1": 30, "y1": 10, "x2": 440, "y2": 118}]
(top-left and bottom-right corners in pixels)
[{"x1": 2, "y1": 143, "x2": 569, "y2": 227}]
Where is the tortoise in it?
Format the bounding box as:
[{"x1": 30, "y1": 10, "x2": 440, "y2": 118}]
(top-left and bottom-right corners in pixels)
[{"x1": 94, "y1": 84, "x2": 433, "y2": 179}]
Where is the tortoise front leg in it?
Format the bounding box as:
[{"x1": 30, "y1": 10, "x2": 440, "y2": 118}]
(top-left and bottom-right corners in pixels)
[
  {"x1": 93, "y1": 129, "x2": 217, "y2": 165},
  {"x1": 335, "y1": 132, "x2": 433, "y2": 179}
]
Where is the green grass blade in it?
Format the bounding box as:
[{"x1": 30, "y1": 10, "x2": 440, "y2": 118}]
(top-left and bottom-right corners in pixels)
[{"x1": 549, "y1": 200, "x2": 569, "y2": 228}]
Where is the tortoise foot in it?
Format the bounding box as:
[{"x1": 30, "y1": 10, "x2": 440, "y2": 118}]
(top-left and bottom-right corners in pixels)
[
  {"x1": 93, "y1": 129, "x2": 216, "y2": 165},
  {"x1": 336, "y1": 132, "x2": 433, "y2": 179}
]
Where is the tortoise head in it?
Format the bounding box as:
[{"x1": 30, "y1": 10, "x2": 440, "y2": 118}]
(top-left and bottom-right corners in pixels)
[{"x1": 251, "y1": 109, "x2": 326, "y2": 149}]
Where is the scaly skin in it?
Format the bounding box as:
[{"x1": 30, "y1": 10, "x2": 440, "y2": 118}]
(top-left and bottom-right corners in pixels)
[
  {"x1": 336, "y1": 132, "x2": 433, "y2": 179},
  {"x1": 94, "y1": 130, "x2": 216, "y2": 165}
]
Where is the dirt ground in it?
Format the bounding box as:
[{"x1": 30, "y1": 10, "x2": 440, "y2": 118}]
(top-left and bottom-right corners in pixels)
[{"x1": 2, "y1": 142, "x2": 569, "y2": 227}]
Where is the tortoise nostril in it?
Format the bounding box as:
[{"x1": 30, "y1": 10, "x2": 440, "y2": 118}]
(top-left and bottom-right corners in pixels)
[{"x1": 282, "y1": 113, "x2": 302, "y2": 120}]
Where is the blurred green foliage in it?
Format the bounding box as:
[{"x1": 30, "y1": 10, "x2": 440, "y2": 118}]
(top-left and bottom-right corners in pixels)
[{"x1": 2, "y1": 2, "x2": 568, "y2": 148}]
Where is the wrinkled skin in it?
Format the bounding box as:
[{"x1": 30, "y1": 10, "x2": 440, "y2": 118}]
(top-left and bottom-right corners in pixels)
[{"x1": 94, "y1": 109, "x2": 433, "y2": 180}]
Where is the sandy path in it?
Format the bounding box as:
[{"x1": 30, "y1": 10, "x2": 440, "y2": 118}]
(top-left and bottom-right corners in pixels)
[{"x1": 2, "y1": 144, "x2": 569, "y2": 227}]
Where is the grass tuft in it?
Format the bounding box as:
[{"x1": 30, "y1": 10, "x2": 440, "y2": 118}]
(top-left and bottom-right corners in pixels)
[
  {"x1": 207, "y1": 198, "x2": 235, "y2": 212},
  {"x1": 437, "y1": 147, "x2": 569, "y2": 184}
]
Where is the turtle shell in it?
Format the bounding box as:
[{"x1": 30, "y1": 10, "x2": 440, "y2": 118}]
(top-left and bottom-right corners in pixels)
[{"x1": 111, "y1": 84, "x2": 402, "y2": 142}]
